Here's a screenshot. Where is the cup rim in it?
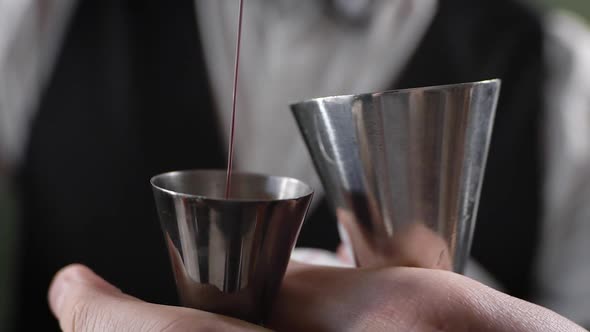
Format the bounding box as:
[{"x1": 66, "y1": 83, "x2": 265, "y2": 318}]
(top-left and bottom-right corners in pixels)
[
  {"x1": 289, "y1": 78, "x2": 501, "y2": 108},
  {"x1": 150, "y1": 169, "x2": 314, "y2": 203}
]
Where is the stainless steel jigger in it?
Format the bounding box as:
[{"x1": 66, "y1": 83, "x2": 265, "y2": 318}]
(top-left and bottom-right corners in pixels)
[
  {"x1": 151, "y1": 170, "x2": 313, "y2": 324},
  {"x1": 291, "y1": 79, "x2": 500, "y2": 273}
]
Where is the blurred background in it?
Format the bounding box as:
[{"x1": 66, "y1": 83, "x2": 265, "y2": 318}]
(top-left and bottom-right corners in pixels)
[
  {"x1": 0, "y1": 0, "x2": 589, "y2": 330},
  {"x1": 542, "y1": 0, "x2": 590, "y2": 20},
  {"x1": 0, "y1": 179, "x2": 16, "y2": 331}
]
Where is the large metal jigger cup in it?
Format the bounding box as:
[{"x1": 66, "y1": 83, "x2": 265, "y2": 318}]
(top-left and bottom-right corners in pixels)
[
  {"x1": 291, "y1": 79, "x2": 500, "y2": 273},
  {"x1": 150, "y1": 170, "x2": 313, "y2": 324}
]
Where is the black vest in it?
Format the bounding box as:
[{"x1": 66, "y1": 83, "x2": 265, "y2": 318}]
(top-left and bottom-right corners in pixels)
[{"x1": 15, "y1": 0, "x2": 544, "y2": 329}]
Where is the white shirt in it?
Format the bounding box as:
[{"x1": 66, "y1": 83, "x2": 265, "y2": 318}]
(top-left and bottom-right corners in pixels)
[{"x1": 194, "y1": 0, "x2": 436, "y2": 203}]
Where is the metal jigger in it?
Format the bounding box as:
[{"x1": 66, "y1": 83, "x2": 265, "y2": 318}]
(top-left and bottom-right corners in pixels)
[
  {"x1": 291, "y1": 79, "x2": 500, "y2": 273},
  {"x1": 150, "y1": 170, "x2": 313, "y2": 324}
]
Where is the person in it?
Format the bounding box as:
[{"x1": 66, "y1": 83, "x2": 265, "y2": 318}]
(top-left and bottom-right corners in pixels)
[
  {"x1": 49, "y1": 262, "x2": 586, "y2": 331},
  {"x1": 1, "y1": 0, "x2": 590, "y2": 330}
]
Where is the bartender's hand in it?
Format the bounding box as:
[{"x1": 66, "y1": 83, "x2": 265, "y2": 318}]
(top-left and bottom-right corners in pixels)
[
  {"x1": 271, "y1": 262, "x2": 586, "y2": 332},
  {"x1": 48, "y1": 264, "x2": 267, "y2": 331},
  {"x1": 49, "y1": 263, "x2": 586, "y2": 332}
]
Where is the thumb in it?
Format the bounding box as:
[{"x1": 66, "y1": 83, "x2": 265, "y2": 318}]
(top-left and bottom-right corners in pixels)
[{"x1": 48, "y1": 264, "x2": 267, "y2": 332}]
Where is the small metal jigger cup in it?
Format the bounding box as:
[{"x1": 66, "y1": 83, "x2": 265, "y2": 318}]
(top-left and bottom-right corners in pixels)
[
  {"x1": 150, "y1": 170, "x2": 314, "y2": 324},
  {"x1": 291, "y1": 79, "x2": 501, "y2": 273}
]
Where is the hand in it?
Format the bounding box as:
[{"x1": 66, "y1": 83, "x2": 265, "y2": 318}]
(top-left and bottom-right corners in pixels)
[
  {"x1": 271, "y1": 262, "x2": 586, "y2": 332},
  {"x1": 48, "y1": 264, "x2": 267, "y2": 331},
  {"x1": 49, "y1": 263, "x2": 586, "y2": 332}
]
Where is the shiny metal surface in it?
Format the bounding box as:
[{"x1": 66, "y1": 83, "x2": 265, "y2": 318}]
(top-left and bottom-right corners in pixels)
[
  {"x1": 151, "y1": 170, "x2": 313, "y2": 324},
  {"x1": 291, "y1": 79, "x2": 500, "y2": 273}
]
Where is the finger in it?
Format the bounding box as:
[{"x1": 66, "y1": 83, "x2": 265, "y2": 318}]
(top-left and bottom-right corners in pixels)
[
  {"x1": 48, "y1": 264, "x2": 267, "y2": 332},
  {"x1": 335, "y1": 244, "x2": 354, "y2": 265}
]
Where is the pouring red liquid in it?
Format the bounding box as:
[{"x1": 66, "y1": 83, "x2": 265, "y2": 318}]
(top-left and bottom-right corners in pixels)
[{"x1": 225, "y1": 0, "x2": 245, "y2": 198}]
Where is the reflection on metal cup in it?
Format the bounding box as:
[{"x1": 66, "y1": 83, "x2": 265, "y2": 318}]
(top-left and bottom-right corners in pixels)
[
  {"x1": 151, "y1": 170, "x2": 314, "y2": 324},
  {"x1": 291, "y1": 79, "x2": 501, "y2": 273}
]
